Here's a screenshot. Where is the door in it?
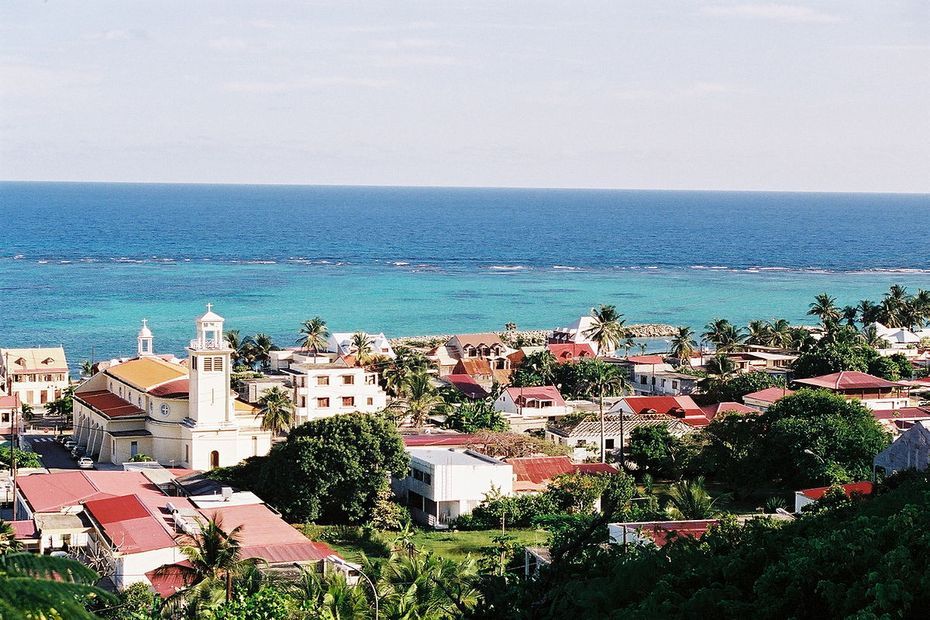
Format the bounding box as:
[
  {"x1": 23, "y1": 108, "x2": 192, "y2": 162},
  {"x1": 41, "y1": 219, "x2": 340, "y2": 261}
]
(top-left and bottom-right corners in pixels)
[{"x1": 210, "y1": 450, "x2": 220, "y2": 469}]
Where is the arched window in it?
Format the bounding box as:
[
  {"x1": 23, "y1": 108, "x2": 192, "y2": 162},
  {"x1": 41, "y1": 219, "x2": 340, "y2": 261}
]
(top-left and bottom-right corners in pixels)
[{"x1": 210, "y1": 450, "x2": 220, "y2": 469}]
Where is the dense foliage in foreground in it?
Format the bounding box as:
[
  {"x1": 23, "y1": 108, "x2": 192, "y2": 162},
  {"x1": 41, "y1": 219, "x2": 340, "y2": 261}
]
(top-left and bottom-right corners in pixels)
[{"x1": 474, "y1": 472, "x2": 930, "y2": 619}]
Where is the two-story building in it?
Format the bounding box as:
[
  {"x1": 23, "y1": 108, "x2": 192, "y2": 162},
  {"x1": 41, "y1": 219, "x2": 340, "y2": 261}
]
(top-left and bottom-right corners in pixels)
[
  {"x1": 0, "y1": 346, "x2": 69, "y2": 408},
  {"x1": 277, "y1": 356, "x2": 388, "y2": 422},
  {"x1": 792, "y1": 371, "x2": 910, "y2": 411}
]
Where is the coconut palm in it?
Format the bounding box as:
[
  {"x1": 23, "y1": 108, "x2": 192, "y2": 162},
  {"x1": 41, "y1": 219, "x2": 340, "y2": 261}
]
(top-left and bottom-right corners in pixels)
[
  {"x1": 394, "y1": 372, "x2": 448, "y2": 429},
  {"x1": 583, "y1": 305, "x2": 627, "y2": 356},
  {"x1": 841, "y1": 305, "x2": 859, "y2": 327},
  {"x1": 767, "y1": 319, "x2": 793, "y2": 349},
  {"x1": 861, "y1": 324, "x2": 890, "y2": 349},
  {"x1": 669, "y1": 327, "x2": 697, "y2": 365},
  {"x1": 79, "y1": 360, "x2": 94, "y2": 378},
  {"x1": 663, "y1": 476, "x2": 722, "y2": 520},
  {"x1": 807, "y1": 293, "x2": 840, "y2": 329},
  {"x1": 745, "y1": 320, "x2": 771, "y2": 346},
  {"x1": 585, "y1": 361, "x2": 628, "y2": 465},
  {"x1": 504, "y1": 322, "x2": 517, "y2": 332},
  {"x1": 914, "y1": 289, "x2": 930, "y2": 327},
  {"x1": 0, "y1": 521, "x2": 21, "y2": 556},
  {"x1": 705, "y1": 353, "x2": 737, "y2": 379},
  {"x1": 290, "y1": 568, "x2": 370, "y2": 619},
  {"x1": 225, "y1": 330, "x2": 243, "y2": 366},
  {"x1": 247, "y1": 333, "x2": 275, "y2": 370},
  {"x1": 857, "y1": 299, "x2": 880, "y2": 326},
  {"x1": 702, "y1": 319, "x2": 745, "y2": 352},
  {"x1": 351, "y1": 332, "x2": 374, "y2": 366},
  {"x1": 297, "y1": 316, "x2": 329, "y2": 356},
  {"x1": 0, "y1": 553, "x2": 113, "y2": 619},
  {"x1": 382, "y1": 348, "x2": 431, "y2": 398},
  {"x1": 255, "y1": 386, "x2": 295, "y2": 436}
]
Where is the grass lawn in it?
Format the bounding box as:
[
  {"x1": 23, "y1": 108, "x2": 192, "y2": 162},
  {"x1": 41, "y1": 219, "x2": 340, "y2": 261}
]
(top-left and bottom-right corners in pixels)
[{"x1": 301, "y1": 524, "x2": 549, "y2": 564}]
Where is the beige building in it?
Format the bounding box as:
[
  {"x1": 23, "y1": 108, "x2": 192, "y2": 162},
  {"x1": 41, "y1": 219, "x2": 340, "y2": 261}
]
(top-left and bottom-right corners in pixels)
[
  {"x1": 72, "y1": 306, "x2": 273, "y2": 470},
  {"x1": 1, "y1": 346, "x2": 69, "y2": 408}
]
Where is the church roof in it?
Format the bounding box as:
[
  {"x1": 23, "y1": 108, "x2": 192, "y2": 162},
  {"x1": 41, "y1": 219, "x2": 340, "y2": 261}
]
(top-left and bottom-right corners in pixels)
[
  {"x1": 106, "y1": 357, "x2": 187, "y2": 391},
  {"x1": 197, "y1": 304, "x2": 224, "y2": 322},
  {"x1": 75, "y1": 390, "x2": 145, "y2": 419}
]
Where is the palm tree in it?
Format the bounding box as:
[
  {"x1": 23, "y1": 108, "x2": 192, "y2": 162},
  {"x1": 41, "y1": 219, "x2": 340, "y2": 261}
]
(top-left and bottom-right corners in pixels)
[
  {"x1": 248, "y1": 333, "x2": 275, "y2": 370},
  {"x1": 767, "y1": 319, "x2": 793, "y2": 349},
  {"x1": 914, "y1": 289, "x2": 930, "y2": 327},
  {"x1": 395, "y1": 372, "x2": 447, "y2": 429},
  {"x1": 225, "y1": 330, "x2": 242, "y2": 366},
  {"x1": 0, "y1": 553, "x2": 113, "y2": 619},
  {"x1": 392, "y1": 522, "x2": 418, "y2": 559},
  {"x1": 585, "y1": 361, "x2": 628, "y2": 465},
  {"x1": 79, "y1": 360, "x2": 94, "y2": 378},
  {"x1": 255, "y1": 386, "x2": 294, "y2": 436},
  {"x1": 0, "y1": 521, "x2": 22, "y2": 556},
  {"x1": 669, "y1": 327, "x2": 696, "y2": 364},
  {"x1": 705, "y1": 353, "x2": 737, "y2": 379},
  {"x1": 663, "y1": 477, "x2": 722, "y2": 520},
  {"x1": 702, "y1": 319, "x2": 745, "y2": 352},
  {"x1": 583, "y1": 305, "x2": 627, "y2": 356},
  {"x1": 504, "y1": 322, "x2": 517, "y2": 332},
  {"x1": 860, "y1": 324, "x2": 890, "y2": 349},
  {"x1": 297, "y1": 316, "x2": 329, "y2": 356},
  {"x1": 841, "y1": 305, "x2": 859, "y2": 327},
  {"x1": 807, "y1": 293, "x2": 840, "y2": 329},
  {"x1": 291, "y1": 568, "x2": 370, "y2": 619},
  {"x1": 858, "y1": 299, "x2": 880, "y2": 326},
  {"x1": 745, "y1": 320, "x2": 771, "y2": 346},
  {"x1": 351, "y1": 332, "x2": 374, "y2": 366}
]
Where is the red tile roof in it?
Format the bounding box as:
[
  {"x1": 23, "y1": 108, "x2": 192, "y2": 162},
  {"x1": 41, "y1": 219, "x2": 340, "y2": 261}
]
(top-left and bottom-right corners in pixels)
[
  {"x1": 84, "y1": 494, "x2": 177, "y2": 554},
  {"x1": 403, "y1": 433, "x2": 484, "y2": 447},
  {"x1": 0, "y1": 394, "x2": 20, "y2": 409},
  {"x1": 148, "y1": 379, "x2": 190, "y2": 397},
  {"x1": 625, "y1": 355, "x2": 667, "y2": 365},
  {"x1": 699, "y1": 402, "x2": 759, "y2": 422},
  {"x1": 505, "y1": 385, "x2": 566, "y2": 407},
  {"x1": 793, "y1": 371, "x2": 901, "y2": 391},
  {"x1": 10, "y1": 520, "x2": 37, "y2": 540},
  {"x1": 443, "y1": 374, "x2": 490, "y2": 400},
  {"x1": 75, "y1": 390, "x2": 145, "y2": 418},
  {"x1": 508, "y1": 456, "x2": 617, "y2": 486},
  {"x1": 621, "y1": 396, "x2": 704, "y2": 421},
  {"x1": 547, "y1": 343, "x2": 596, "y2": 363},
  {"x1": 199, "y1": 504, "x2": 335, "y2": 564},
  {"x1": 872, "y1": 406, "x2": 930, "y2": 421},
  {"x1": 798, "y1": 481, "x2": 874, "y2": 501},
  {"x1": 742, "y1": 386, "x2": 794, "y2": 405}
]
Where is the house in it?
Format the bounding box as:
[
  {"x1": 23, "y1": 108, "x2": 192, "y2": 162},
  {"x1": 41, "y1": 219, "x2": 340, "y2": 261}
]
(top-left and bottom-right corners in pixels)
[
  {"x1": 873, "y1": 420, "x2": 930, "y2": 476},
  {"x1": 742, "y1": 386, "x2": 794, "y2": 411},
  {"x1": 236, "y1": 374, "x2": 290, "y2": 404},
  {"x1": 547, "y1": 343, "x2": 595, "y2": 364},
  {"x1": 327, "y1": 332, "x2": 395, "y2": 359},
  {"x1": 506, "y1": 456, "x2": 617, "y2": 492},
  {"x1": 792, "y1": 371, "x2": 910, "y2": 410},
  {"x1": 608, "y1": 520, "x2": 718, "y2": 548},
  {"x1": 616, "y1": 356, "x2": 699, "y2": 396},
  {"x1": 794, "y1": 481, "x2": 874, "y2": 513},
  {"x1": 452, "y1": 358, "x2": 512, "y2": 387},
  {"x1": 495, "y1": 386, "x2": 569, "y2": 419},
  {"x1": 279, "y1": 356, "x2": 387, "y2": 422},
  {"x1": 402, "y1": 432, "x2": 486, "y2": 449},
  {"x1": 872, "y1": 322, "x2": 921, "y2": 351},
  {"x1": 392, "y1": 448, "x2": 513, "y2": 527},
  {"x1": 445, "y1": 334, "x2": 508, "y2": 362},
  {"x1": 440, "y1": 374, "x2": 489, "y2": 400},
  {"x1": 549, "y1": 316, "x2": 600, "y2": 353},
  {"x1": 72, "y1": 307, "x2": 274, "y2": 470},
  {"x1": 0, "y1": 394, "x2": 23, "y2": 437},
  {"x1": 0, "y1": 346, "x2": 69, "y2": 409},
  {"x1": 871, "y1": 406, "x2": 930, "y2": 436},
  {"x1": 609, "y1": 395, "x2": 710, "y2": 427},
  {"x1": 507, "y1": 346, "x2": 545, "y2": 368},
  {"x1": 546, "y1": 413, "x2": 692, "y2": 460}
]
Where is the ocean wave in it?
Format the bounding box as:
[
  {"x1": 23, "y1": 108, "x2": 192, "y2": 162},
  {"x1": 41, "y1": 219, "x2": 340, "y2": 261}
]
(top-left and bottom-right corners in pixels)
[
  {"x1": 245, "y1": 260, "x2": 277, "y2": 264},
  {"x1": 488, "y1": 265, "x2": 527, "y2": 271},
  {"x1": 552, "y1": 265, "x2": 581, "y2": 271},
  {"x1": 391, "y1": 261, "x2": 410, "y2": 266},
  {"x1": 13, "y1": 254, "x2": 24, "y2": 260}
]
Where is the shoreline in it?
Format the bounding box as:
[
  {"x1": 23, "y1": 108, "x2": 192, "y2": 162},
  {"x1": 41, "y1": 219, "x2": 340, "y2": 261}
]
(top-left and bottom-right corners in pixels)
[{"x1": 390, "y1": 323, "x2": 678, "y2": 349}]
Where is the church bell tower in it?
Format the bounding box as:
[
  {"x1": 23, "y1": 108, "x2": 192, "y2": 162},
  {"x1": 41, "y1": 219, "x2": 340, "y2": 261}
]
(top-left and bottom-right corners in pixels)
[{"x1": 187, "y1": 304, "x2": 234, "y2": 427}]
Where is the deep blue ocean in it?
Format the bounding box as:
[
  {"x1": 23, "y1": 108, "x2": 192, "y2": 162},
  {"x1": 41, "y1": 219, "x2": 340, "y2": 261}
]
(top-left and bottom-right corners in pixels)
[{"x1": 1, "y1": 182, "x2": 928, "y2": 371}]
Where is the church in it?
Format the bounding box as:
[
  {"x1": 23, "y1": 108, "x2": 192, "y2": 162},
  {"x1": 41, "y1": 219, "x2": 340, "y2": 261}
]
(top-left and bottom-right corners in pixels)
[{"x1": 72, "y1": 305, "x2": 273, "y2": 470}]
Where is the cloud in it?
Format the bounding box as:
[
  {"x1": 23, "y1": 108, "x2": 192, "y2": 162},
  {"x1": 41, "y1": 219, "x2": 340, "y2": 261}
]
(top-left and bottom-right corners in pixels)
[
  {"x1": 702, "y1": 3, "x2": 841, "y2": 23},
  {"x1": 88, "y1": 28, "x2": 149, "y2": 41},
  {"x1": 223, "y1": 77, "x2": 394, "y2": 93}
]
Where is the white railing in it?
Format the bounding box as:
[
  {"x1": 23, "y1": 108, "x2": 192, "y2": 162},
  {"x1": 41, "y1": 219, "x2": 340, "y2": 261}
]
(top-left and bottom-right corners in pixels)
[{"x1": 189, "y1": 339, "x2": 224, "y2": 350}]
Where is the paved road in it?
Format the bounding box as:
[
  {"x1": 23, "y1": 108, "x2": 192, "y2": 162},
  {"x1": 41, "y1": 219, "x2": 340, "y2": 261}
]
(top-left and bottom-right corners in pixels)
[{"x1": 26, "y1": 434, "x2": 79, "y2": 470}]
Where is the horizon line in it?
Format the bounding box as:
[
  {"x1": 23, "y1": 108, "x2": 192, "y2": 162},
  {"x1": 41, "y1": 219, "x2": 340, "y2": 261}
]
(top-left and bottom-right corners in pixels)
[{"x1": 1, "y1": 179, "x2": 929, "y2": 197}]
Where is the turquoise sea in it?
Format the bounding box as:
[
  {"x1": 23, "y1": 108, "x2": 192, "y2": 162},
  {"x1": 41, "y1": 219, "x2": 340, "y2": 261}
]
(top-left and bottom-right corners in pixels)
[{"x1": 1, "y1": 182, "x2": 928, "y2": 370}]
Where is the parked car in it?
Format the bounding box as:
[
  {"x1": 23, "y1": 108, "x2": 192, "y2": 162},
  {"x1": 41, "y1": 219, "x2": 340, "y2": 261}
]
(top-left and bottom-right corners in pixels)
[
  {"x1": 77, "y1": 457, "x2": 94, "y2": 470},
  {"x1": 70, "y1": 446, "x2": 85, "y2": 459},
  {"x1": 64, "y1": 440, "x2": 76, "y2": 450}
]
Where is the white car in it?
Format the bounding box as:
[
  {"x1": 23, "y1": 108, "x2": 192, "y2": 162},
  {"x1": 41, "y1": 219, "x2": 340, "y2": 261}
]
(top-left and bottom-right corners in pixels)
[{"x1": 77, "y1": 457, "x2": 94, "y2": 470}]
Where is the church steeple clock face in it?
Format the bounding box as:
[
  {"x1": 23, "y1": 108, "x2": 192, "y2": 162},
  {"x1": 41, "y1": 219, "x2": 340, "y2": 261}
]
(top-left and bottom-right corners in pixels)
[{"x1": 160, "y1": 403, "x2": 170, "y2": 417}]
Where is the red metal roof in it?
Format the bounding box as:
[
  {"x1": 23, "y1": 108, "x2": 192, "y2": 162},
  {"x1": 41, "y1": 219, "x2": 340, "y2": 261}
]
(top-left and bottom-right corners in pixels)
[
  {"x1": 699, "y1": 402, "x2": 759, "y2": 421},
  {"x1": 872, "y1": 406, "x2": 930, "y2": 421},
  {"x1": 443, "y1": 374, "x2": 489, "y2": 400},
  {"x1": 625, "y1": 355, "x2": 667, "y2": 365},
  {"x1": 621, "y1": 520, "x2": 718, "y2": 547},
  {"x1": 148, "y1": 379, "x2": 189, "y2": 397},
  {"x1": 75, "y1": 389, "x2": 145, "y2": 418},
  {"x1": 84, "y1": 494, "x2": 178, "y2": 554},
  {"x1": 742, "y1": 386, "x2": 795, "y2": 404},
  {"x1": 10, "y1": 520, "x2": 37, "y2": 540},
  {"x1": 0, "y1": 394, "x2": 20, "y2": 409},
  {"x1": 793, "y1": 371, "x2": 901, "y2": 391},
  {"x1": 199, "y1": 504, "x2": 335, "y2": 564},
  {"x1": 145, "y1": 561, "x2": 193, "y2": 598},
  {"x1": 547, "y1": 343, "x2": 596, "y2": 363},
  {"x1": 798, "y1": 481, "x2": 874, "y2": 501},
  {"x1": 16, "y1": 471, "x2": 113, "y2": 513},
  {"x1": 508, "y1": 456, "x2": 618, "y2": 485}
]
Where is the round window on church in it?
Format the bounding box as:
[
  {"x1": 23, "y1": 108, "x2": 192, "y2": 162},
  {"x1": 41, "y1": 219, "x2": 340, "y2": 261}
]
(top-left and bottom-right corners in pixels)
[{"x1": 161, "y1": 403, "x2": 170, "y2": 416}]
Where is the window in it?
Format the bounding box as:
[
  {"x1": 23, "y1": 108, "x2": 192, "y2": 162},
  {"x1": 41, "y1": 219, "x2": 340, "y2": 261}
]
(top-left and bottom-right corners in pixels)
[
  {"x1": 672, "y1": 381, "x2": 679, "y2": 389},
  {"x1": 640, "y1": 375, "x2": 647, "y2": 385},
  {"x1": 185, "y1": 444, "x2": 190, "y2": 463},
  {"x1": 130, "y1": 441, "x2": 138, "y2": 457},
  {"x1": 317, "y1": 375, "x2": 330, "y2": 386},
  {"x1": 605, "y1": 439, "x2": 615, "y2": 449},
  {"x1": 423, "y1": 472, "x2": 432, "y2": 485},
  {"x1": 317, "y1": 397, "x2": 330, "y2": 408},
  {"x1": 342, "y1": 396, "x2": 355, "y2": 407},
  {"x1": 413, "y1": 468, "x2": 423, "y2": 481},
  {"x1": 203, "y1": 357, "x2": 213, "y2": 372},
  {"x1": 210, "y1": 450, "x2": 220, "y2": 469},
  {"x1": 191, "y1": 357, "x2": 198, "y2": 370},
  {"x1": 367, "y1": 397, "x2": 374, "y2": 406},
  {"x1": 365, "y1": 375, "x2": 376, "y2": 385},
  {"x1": 341, "y1": 375, "x2": 355, "y2": 385},
  {"x1": 212, "y1": 356, "x2": 224, "y2": 371}
]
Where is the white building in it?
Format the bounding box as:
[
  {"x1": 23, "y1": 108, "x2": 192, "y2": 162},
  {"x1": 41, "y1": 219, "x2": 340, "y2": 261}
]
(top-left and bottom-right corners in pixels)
[
  {"x1": 494, "y1": 386, "x2": 570, "y2": 418},
  {"x1": 392, "y1": 448, "x2": 514, "y2": 527},
  {"x1": 549, "y1": 316, "x2": 600, "y2": 354},
  {"x1": 0, "y1": 346, "x2": 69, "y2": 408},
  {"x1": 277, "y1": 356, "x2": 388, "y2": 422},
  {"x1": 327, "y1": 332, "x2": 395, "y2": 359},
  {"x1": 72, "y1": 306, "x2": 274, "y2": 470}
]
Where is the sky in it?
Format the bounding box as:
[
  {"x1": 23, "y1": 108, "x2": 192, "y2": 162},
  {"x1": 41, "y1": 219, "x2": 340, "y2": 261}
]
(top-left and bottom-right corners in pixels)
[{"x1": 1, "y1": 1, "x2": 928, "y2": 192}]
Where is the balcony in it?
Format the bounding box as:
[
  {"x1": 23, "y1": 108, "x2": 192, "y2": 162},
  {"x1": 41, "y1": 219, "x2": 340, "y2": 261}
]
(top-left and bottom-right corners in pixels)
[{"x1": 189, "y1": 339, "x2": 225, "y2": 351}]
